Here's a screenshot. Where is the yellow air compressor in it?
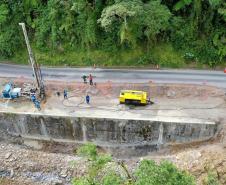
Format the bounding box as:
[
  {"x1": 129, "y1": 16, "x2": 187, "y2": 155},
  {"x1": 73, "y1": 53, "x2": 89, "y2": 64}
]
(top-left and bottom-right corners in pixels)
[{"x1": 119, "y1": 90, "x2": 149, "y2": 105}]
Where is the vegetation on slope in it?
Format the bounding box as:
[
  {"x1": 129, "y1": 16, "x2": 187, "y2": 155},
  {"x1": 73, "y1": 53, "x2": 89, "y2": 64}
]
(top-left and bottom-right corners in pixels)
[
  {"x1": 72, "y1": 143, "x2": 196, "y2": 185},
  {"x1": 0, "y1": 0, "x2": 225, "y2": 68}
]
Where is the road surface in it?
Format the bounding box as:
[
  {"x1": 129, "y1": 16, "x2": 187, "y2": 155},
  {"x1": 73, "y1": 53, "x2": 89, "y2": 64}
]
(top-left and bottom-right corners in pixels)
[{"x1": 0, "y1": 63, "x2": 225, "y2": 89}]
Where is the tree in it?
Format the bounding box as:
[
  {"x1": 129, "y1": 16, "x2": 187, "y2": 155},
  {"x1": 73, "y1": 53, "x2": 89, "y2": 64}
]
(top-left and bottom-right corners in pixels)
[
  {"x1": 99, "y1": 0, "x2": 171, "y2": 47},
  {"x1": 218, "y1": 2, "x2": 226, "y2": 21},
  {"x1": 141, "y1": 1, "x2": 171, "y2": 45},
  {"x1": 98, "y1": 0, "x2": 141, "y2": 46},
  {"x1": 0, "y1": 1, "x2": 23, "y2": 57},
  {"x1": 173, "y1": 0, "x2": 193, "y2": 11},
  {"x1": 0, "y1": 0, "x2": 225, "y2": 66},
  {"x1": 0, "y1": 4, "x2": 8, "y2": 25}
]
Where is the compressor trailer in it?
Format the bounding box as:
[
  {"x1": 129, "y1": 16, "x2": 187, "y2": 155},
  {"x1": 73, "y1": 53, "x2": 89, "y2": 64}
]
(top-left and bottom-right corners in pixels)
[{"x1": 119, "y1": 90, "x2": 151, "y2": 105}]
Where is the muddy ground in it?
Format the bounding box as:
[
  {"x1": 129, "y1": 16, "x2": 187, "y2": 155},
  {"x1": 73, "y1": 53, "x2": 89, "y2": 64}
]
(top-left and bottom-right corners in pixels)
[{"x1": 0, "y1": 77, "x2": 225, "y2": 121}]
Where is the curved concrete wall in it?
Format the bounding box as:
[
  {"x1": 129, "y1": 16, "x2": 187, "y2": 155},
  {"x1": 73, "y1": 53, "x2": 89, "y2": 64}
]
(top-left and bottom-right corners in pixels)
[{"x1": 0, "y1": 112, "x2": 217, "y2": 157}]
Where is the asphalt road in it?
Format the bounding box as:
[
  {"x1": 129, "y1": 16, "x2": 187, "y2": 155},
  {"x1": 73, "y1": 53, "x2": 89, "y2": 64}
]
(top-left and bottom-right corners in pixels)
[{"x1": 0, "y1": 63, "x2": 225, "y2": 89}]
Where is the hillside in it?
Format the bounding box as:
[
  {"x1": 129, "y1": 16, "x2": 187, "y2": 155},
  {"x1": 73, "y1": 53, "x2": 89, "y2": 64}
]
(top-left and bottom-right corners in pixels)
[{"x1": 0, "y1": 0, "x2": 225, "y2": 68}]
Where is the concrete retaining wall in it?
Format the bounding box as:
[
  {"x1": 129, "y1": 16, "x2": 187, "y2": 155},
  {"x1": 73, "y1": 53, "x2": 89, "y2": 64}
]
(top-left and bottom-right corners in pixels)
[{"x1": 0, "y1": 112, "x2": 217, "y2": 157}]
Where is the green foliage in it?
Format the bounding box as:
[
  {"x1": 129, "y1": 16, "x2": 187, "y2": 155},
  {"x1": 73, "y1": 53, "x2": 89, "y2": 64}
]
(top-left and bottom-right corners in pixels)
[
  {"x1": 98, "y1": 1, "x2": 138, "y2": 30},
  {"x1": 0, "y1": 1, "x2": 23, "y2": 57},
  {"x1": 99, "y1": 0, "x2": 171, "y2": 46},
  {"x1": 98, "y1": 0, "x2": 141, "y2": 47},
  {"x1": 151, "y1": 44, "x2": 185, "y2": 68},
  {"x1": 72, "y1": 143, "x2": 195, "y2": 185},
  {"x1": 218, "y1": 3, "x2": 226, "y2": 21},
  {"x1": 77, "y1": 142, "x2": 97, "y2": 160},
  {"x1": 203, "y1": 171, "x2": 220, "y2": 185},
  {"x1": 72, "y1": 143, "x2": 114, "y2": 185},
  {"x1": 213, "y1": 32, "x2": 226, "y2": 60},
  {"x1": 137, "y1": 54, "x2": 155, "y2": 66},
  {"x1": 142, "y1": 1, "x2": 171, "y2": 44},
  {"x1": 184, "y1": 52, "x2": 196, "y2": 61},
  {"x1": 0, "y1": 4, "x2": 8, "y2": 25},
  {"x1": 0, "y1": 0, "x2": 225, "y2": 67},
  {"x1": 72, "y1": 177, "x2": 90, "y2": 185},
  {"x1": 208, "y1": 0, "x2": 222, "y2": 7},
  {"x1": 174, "y1": 0, "x2": 193, "y2": 11},
  {"x1": 101, "y1": 172, "x2": 123, "y2": 185},
  {"x1": 135, "y1": 160, "x2": 195, "y2": 185}
]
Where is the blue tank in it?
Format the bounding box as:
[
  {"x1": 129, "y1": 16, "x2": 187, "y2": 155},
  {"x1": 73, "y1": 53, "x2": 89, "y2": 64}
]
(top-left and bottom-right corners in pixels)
[{"x1": 2, "y1": 83, "x2": 12, "y2": 98}]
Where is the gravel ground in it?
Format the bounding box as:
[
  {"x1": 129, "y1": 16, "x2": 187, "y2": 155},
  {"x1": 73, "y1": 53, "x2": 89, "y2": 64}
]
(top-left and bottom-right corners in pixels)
[{"x1": 0, "y1": 142, "x2": 84, "y2": 185}]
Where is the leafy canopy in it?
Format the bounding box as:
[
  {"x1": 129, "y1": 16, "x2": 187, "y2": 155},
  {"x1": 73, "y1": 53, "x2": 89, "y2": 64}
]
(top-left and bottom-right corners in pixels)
[{"x1": 0, "y1": 0, "x2": 225, "y2": 66}]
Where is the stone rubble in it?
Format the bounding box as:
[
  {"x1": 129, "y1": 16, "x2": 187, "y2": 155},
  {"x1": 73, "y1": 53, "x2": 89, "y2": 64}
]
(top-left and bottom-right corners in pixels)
[
  {"x1": 1, "y1": 140, "x2": 226, "y2": 185},
  {"x1": 5, "y1": 152, "x2": 12, "y2": 159},
  {"x1": 0, "y1": 142, "x2": 84, "y2": 185}
]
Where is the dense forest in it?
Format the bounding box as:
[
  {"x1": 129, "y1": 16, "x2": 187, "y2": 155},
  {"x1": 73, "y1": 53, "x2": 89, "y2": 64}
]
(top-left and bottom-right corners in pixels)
[{"x1": 0, "y1": 0, "x2": 225, "y2": 67}]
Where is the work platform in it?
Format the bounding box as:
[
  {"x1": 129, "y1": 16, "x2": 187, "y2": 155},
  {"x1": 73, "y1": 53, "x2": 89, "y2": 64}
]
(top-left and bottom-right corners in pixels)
[{"x1": 0, "y1": 79, "x2": 225, "y2": 157}]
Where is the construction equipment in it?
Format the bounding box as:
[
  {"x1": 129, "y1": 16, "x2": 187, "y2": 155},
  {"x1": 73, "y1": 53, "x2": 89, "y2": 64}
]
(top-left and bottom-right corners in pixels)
[
  {"x1": 2, "y1": 83, "x2": 12, "y2": 98},
  {"x1": 2, "y1": 82, "x2": 21, "y2": 99},
  {"x1": 119, "y1": 90, "x2": 149, "y2": 105},
  {"x1": 10, "y1": 88, "x2": 22, "y2": 99},
  {"x1": 29, "y1": 91, "x2": 41, "y2": 110},
  {"x1": 21, "y1": 83, "x2": 37, "y2": 97},
  {"x1": 19, "y1": 23, "x2": 45, "y2": 100}
]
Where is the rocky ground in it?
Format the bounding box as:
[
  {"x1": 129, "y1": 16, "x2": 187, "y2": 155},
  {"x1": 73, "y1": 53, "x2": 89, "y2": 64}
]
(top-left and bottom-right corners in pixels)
[
  {"x1": 0, "y1": 142, "x2": 85, "y2": 185},
  {"x1": 1, "y1": 135, "x2": 226, "y2": 185}
]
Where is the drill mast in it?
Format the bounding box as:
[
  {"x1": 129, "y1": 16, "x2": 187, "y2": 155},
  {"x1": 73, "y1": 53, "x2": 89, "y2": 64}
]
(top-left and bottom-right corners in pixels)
[{"x1": 19, "y1": 23, "x2": 45, "y2": 100}]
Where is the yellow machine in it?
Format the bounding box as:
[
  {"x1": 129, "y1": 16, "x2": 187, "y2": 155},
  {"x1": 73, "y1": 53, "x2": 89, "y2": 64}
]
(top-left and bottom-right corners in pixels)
[{"x1": 119, "y1": 90, "x2": 148, "y2": 105}]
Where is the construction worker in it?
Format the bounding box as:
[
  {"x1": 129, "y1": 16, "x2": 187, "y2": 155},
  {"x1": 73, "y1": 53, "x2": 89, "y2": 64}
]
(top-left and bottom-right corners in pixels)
[
  {"x1": 64, "y1": 89, "x2": 67, "y2": 99},
  {"x1": 82, "y1": 75, "x2": 87, "y2": 84},
  {"x1": 86, "y1": 94, "x2": 90, "y2": 104},
  {"x1": 31, "y1": 92, "x2": 36, "y2": 103},
  {"x1": 34, "y1": 99, "x2": 41, "y2": 110},
  {"x1": 89, "y1": 74, "x2": 93, "y2": 85}
]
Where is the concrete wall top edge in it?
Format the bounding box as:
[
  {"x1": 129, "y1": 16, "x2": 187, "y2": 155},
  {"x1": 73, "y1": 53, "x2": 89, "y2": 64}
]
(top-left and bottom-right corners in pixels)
[{"x1": 0, "y1": 110, "x2": 215, "y2": 125}]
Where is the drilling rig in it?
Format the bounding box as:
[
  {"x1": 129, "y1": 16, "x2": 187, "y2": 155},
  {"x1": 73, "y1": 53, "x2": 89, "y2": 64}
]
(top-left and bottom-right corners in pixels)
[{"x1": 19, "y1": 23, "x2": 45, "y2": 100}]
